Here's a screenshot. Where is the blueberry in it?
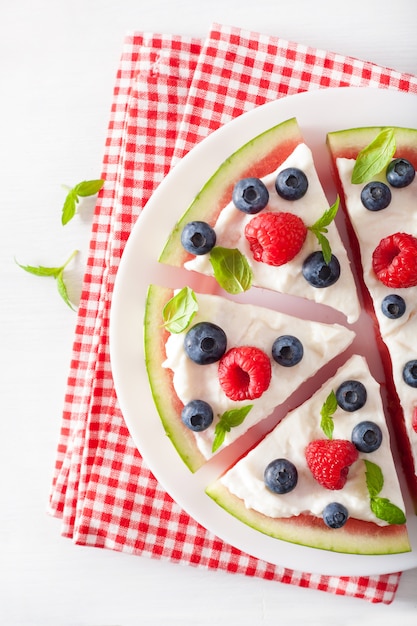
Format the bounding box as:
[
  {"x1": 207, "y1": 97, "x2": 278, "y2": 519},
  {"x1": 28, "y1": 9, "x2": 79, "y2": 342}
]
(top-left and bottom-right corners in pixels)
[
  {"x1": 360, "y1": 181, "x2": 391, "y2": 211},
  {"x1": 184, "y1": 321, "x2": 227, "y2": 365},
  {"x1": 381, "y1": 294, "x2": 406, "y2": 319},
  {"x1": 403, "y1": 360, "x2": 417, "y2": 388},
  {"x1": 275, "y1": 167, "x2": 308, "y2": 200},
  {"x1": 181, "y1": 221, "x2": 216, "y2": 255},
  {"x1": 322, "y1": 502, "x2": 349, "y2": 529},
  {"x1": 181, "y1": 399, "x2": 214, "y2": 431},
  {"x1": 272, "y1": 335, "x2": 304, "y2": 367},
  {"x1": 386, "y1": 158, "x2": 415, "y2": 188},
  {"x1": 232, "y1": 177, "x2": 269, "y2": 214},
  {"x1": 336, "y1": 380, "x2": 367, "y2": 412},
  {"x1": 264, "y1": 458, "x2": 298, "y2": 494},
  {"x1": 302, "y1": 252, "x2": 341, "y2": 288},
  {"x1": 351, "y1": 421, "x2": 383, "y2": 452}
]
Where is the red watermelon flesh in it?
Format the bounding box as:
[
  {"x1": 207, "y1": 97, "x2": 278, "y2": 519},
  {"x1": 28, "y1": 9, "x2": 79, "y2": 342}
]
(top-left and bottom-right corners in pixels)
[
  {"x1": 159, "y1": 117, "x2": 302, "y2": 267},
  {"x1": 327, "y1": 126, "x2": 417, "y2": 511}
]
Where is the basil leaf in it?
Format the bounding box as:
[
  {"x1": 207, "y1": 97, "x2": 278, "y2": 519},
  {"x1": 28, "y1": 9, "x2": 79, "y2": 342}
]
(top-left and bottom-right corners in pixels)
[
  {"x1": 364, "y1": 459, "x2": 384, "y2": 498},
  {"x1": 320, "y1": 390, "x2": 338, "y2": 439},
  {"x1": 209, "y1": 246, "x2": 253, "y2": 294},
  {"x1": 212, "y1": 405, "x2": 253, "y2": 453},
  {"x1": 370, "y1": 497, "x2": 407, "y2": 525},
  {"x1": 162, "y1": 287, "x2": 198, "y2": 333},
  {"x1": 351, "y1": 128, "x2": 396, "y2": 184}
]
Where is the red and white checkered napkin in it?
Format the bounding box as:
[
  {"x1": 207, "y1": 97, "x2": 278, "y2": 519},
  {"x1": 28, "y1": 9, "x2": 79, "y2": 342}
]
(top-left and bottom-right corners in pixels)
[{"x1": 48, "y1": 23, "x2": 417, "y2": 603}]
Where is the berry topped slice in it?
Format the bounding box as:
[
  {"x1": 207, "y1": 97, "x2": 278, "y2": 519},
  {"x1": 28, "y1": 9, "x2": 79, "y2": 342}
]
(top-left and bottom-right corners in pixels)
[
  {"x1": 159, "y1": 117, "x2": 361, "y2": 324},
  {"x1": 145, "y1": 285, "x2": 355, "y2": 471},
  {"x1": 327, "y1": 125, "x2": 417, "y2": 504},
  {"x1": 207, "y1": 355, "x2": 409, "y2": 555}
]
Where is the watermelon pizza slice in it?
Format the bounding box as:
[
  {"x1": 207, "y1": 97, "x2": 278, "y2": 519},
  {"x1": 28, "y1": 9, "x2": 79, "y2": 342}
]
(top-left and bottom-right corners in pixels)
[
  {"x1": 327, "y1": 126, "x2": 417, "y2": 508},
  {"x1": 145, "y1": 284, "x2": 355, "y2": 472},
  {"x1": 206, "y1": 354, "x2": 410, "y2": 555},
  {"x1": 159, "y1": 118, "x2": 361, "y2": 325}
]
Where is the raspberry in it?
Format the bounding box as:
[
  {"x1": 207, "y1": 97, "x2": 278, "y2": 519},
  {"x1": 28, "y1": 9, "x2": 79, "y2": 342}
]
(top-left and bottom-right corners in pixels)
[
  {"x1": 218, "y1": 346, "x2": 271, "y2": 401},
  {"x1": 372, "y1": 232, "x2": 417, "y2": 288},
  {"x1": 305, "y1": 439, "x2": 359, "y2": 490},
  {"x1": 244, "y1": 212, "x2": 307, "y2": 266}
]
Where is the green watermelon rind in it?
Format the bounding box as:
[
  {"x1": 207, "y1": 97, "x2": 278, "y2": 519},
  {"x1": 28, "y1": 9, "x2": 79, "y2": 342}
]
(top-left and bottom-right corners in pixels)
[
  {"x1": 326, "y1": 125, "x2": 417, "y2": 161},
  {"x1": 206, "y1": 481, "x2": 411, "y2": 555},
  {"x1": 159, "y1": 116, "x2": 302, "y2": 267},
  {"x1": 144, "y1": 284, "x2": 206, "y2": 473},
  {"x1": 327, "y1": 124, "x2": 417, "y2": 513}
]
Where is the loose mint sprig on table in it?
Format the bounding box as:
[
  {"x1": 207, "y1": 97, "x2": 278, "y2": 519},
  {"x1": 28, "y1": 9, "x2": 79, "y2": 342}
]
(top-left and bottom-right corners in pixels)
[
  {"x1": 17, "y1": 176, "x2": 104, "y2": 310},
  {"x1": 16, "y1": 250, "x2": 79, "y2": 310},
  {"x1": 61, "y1": 179, "x2": 105, "y2": 225}
]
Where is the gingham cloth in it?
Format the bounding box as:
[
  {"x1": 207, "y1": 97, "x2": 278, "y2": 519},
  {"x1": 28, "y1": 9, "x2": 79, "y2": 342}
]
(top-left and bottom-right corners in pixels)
[{"x1": 48, "y1": 23, "x2": 417, "y2": 604}]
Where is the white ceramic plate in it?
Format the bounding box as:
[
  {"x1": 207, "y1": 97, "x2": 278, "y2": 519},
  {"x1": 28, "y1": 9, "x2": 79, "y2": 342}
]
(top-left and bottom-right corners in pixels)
[{"x1": 110, "y1": 87, "x2": 417, "y2": 576}]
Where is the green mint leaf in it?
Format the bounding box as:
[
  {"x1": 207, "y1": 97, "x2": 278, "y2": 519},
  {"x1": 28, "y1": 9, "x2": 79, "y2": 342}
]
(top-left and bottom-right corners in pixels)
[
  {"x1": 209, "y1": 246, "x2": 253, "y2": 294},
  {"x1": 16, "y1": 250, "x2": 78, "y2": 310},
  {"x1": 212, "y1": 422, "x2": 227, "y2": 453},
  {"x1": 364, "y1": 459, "x2": 384, "y2": 498},
  {"x1": 212, "y1": 405, "x2": 253, "y2": 453},
  {"x1": 370, "y1": 496, "x2": 407, "y2": 525},
  {"x1": 74, "y1": 179, "x2": 105, "y2": 197},
  {"x1": 351, "y1": 128, "x2": 396, "y2": 184},
  {"x1": 320, "y1": 390, "x2": 338, "y2": 439},
  {"x1": 221, "y1": 404, "x2": 253, "y2": 429},
  {"x1": 56, "y1": 271, "x2": 76, "y2": 311},
  {"x1": 162, "y1": 287, "x2": 198, "y2": 333},
  {"x1": 61, "y1": 189, "x2": 79, "y2": 225},
  {"x1": 61, "y1": 179, "x2": 105, "y2": 225},
  {"x1": 15, "y1": 260, "x2": 63, "y2": 278},
  {"x1": 308, "y1": 196, "x2": 339, "y2": 264},
  {"x1": 316, "y1": 232, "x2": 332, "y2": 266},
  {"x1": 364, "y1": 460, "x2": 406, "y2": 524}
]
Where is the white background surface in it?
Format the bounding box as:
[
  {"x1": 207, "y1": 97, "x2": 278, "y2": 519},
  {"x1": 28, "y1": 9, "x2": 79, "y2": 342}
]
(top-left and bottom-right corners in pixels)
[{"x1": 1, "y1": 1, "x2": 416, "y2": 624}]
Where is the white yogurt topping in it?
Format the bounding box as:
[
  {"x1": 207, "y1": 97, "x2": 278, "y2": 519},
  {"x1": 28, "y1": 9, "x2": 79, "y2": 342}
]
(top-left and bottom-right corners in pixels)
[
  {"x1": 220, "y1": 355, "x2": 406, "y2": 526},
  {"x1": 163, "y1": 292, "x2": 354, "y2": 459},
  {"x1": 185, "y1": 143, "x2": 361, "y2": 324},
  {"x1": 336, "y1": 157, "x2": 417, "y2": 471}
]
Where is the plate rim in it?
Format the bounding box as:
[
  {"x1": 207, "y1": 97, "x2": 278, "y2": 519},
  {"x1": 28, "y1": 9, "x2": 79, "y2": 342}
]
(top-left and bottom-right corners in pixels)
[{"x1": 110, "y1": 86, "x2": 417, "y2": 576}]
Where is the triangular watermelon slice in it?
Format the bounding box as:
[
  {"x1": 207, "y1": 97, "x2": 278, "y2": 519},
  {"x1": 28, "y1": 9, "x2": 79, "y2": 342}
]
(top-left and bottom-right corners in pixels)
[
  {"x1": 145, "y1": 284, "x2": 355, "y2": 472},
  {"x1": 327, "y1": 126, "x2": 417, "y2": 509},
  {"x1": 159, "y1": 118, "x2": 361, "y2": 324},
  {"x1": 206, "y1": 355, "x2": 410, "y2": 555}
]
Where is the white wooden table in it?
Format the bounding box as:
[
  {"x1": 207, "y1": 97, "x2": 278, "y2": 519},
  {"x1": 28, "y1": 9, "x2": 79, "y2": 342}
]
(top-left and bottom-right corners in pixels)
[{"x1": 1, "y1": 1, "x2": 416, "y2": 623}]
